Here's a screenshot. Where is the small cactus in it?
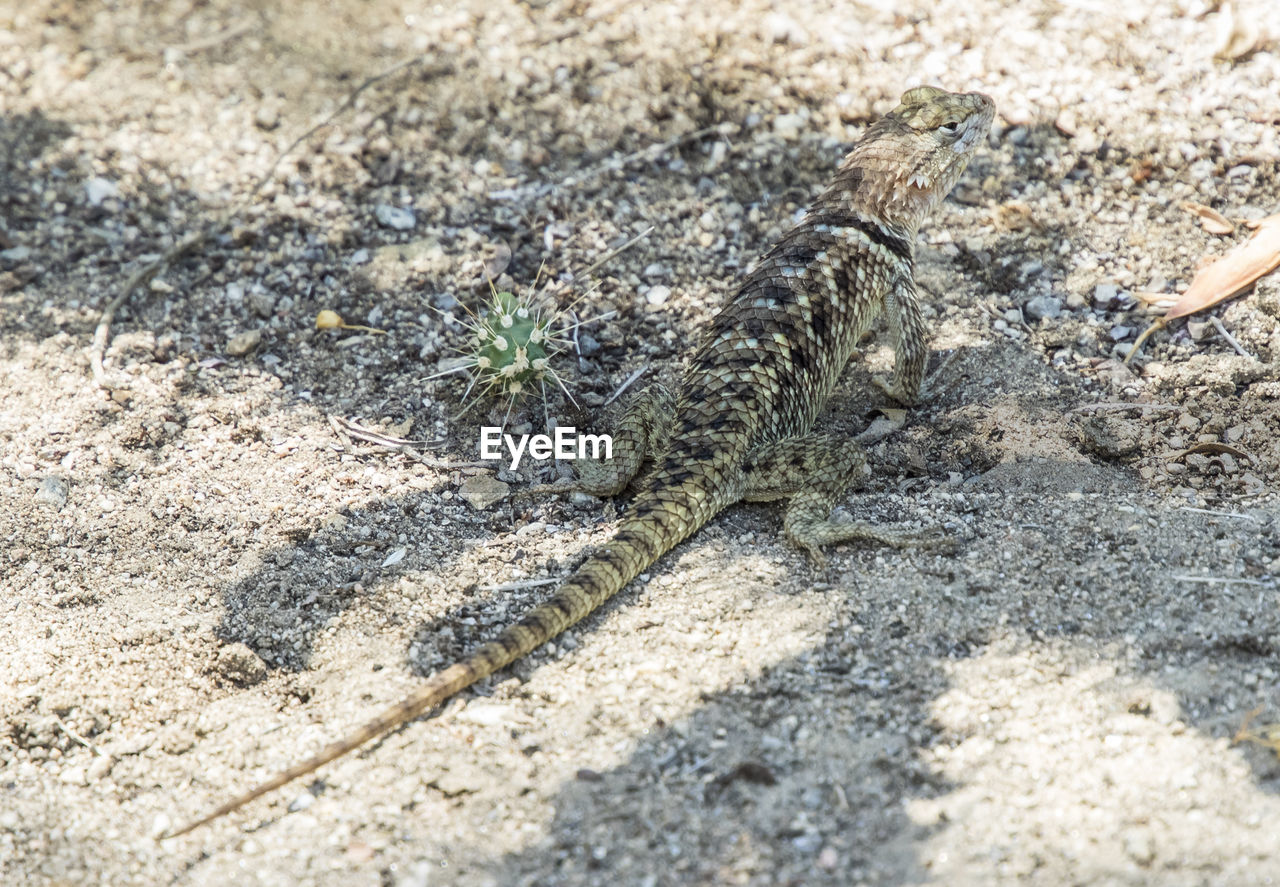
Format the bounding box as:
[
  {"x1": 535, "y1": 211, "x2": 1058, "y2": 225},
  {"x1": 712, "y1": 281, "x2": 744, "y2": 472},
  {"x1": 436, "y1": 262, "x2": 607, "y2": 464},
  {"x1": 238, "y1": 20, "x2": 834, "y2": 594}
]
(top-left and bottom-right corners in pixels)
[
  {"x1": 428, "y1": 284, "x2": 579, "y2": 416},
  {"x1": 469, "y1": 289, "x2": 559, "y2": 397}
]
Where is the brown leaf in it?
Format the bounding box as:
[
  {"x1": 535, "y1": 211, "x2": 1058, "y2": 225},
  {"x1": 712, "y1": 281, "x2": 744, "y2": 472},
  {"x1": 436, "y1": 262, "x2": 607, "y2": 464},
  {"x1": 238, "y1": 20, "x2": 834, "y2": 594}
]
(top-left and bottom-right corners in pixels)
[
  {"x1": 1132, "y1": 290, "x2": 1175, "y2": 308},
  {"x1": 1178, "y1": 200, "x2": 1235, "y2": 235},
  {"x1": 1164, "y1": 214, "x2": 1280, "y2": 320},
  {"x1": 1177, "y1": 441, "x2": 1253, "y2": 463}
]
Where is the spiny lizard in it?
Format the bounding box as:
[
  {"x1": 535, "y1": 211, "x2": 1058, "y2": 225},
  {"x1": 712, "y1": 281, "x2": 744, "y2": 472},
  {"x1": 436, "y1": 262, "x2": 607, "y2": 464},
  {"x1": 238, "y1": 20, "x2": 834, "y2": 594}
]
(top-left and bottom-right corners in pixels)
[{"x1": 167, "y1": 85, "x2": 994, "y2": 837}]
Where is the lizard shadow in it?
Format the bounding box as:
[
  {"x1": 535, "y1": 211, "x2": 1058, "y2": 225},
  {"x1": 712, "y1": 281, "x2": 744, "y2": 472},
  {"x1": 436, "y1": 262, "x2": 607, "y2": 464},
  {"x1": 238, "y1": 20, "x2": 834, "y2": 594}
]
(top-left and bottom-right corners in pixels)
[{"x1": 464, "y1": 451, "x2": 1279, "y2": 885}]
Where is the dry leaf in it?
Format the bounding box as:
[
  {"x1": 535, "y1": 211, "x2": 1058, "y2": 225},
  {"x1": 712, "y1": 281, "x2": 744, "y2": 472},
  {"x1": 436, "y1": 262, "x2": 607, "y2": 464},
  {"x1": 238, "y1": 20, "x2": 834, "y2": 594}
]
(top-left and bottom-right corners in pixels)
[
  {"x1": 1213, "y1": 0, "x2": 1265, "y2": 61},
  {"x1": 1178, "y1": 200, "x2": 1235, "y2": 235},
  {"x1": 1132, "y1": 291, "x2": 1176, "y2": 308},
  {"x1": 1178, "y1": 441, "x2": 1252, "y2": 462},
  {"x1": 1164, "y1": 214, "x2": 1280, "y2": 320}
]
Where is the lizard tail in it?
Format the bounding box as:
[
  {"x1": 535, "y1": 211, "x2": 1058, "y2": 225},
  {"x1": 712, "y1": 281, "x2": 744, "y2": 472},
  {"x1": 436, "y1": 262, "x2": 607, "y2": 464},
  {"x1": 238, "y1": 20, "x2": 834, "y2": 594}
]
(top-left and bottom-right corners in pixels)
[{"x1": 164, "y1": 484, "x2": 712, "y2": 839}]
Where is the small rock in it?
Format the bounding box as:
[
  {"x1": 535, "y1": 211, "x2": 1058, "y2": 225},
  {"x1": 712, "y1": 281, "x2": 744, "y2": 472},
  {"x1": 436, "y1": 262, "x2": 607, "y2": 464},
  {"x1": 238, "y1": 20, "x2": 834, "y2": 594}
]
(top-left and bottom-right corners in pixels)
[
  {"x1": 150, "y1": 814, "x2": 172, "y2": 840},
  {"x1": 35, "y1": 476, "x2": 69, "y2": 509},
  {"x1": 576, "y1": 331, "x2": 600, "y2": 357},
  {"x1": 0, "y1": 245, "x2": 32, "y2": 265},
  {"x1": 87, "y1": 755, "x2": 115, "y2": 781},
  {"x1": 1024, "y1": 295, "x2": 1063, "y2": 321},
  {"x1": 1123, "y1": 828, "x2": 1155, "y2": 866},
  {"x1": 59, "y1": 765, "x2": 87, "y2": 786},
  {"x1": 85, "y1": 177, "x2": 118, "y2": 206},
  {"x1": 645, "y1": 285, "x2": 671, "y2": 306},
  {"x1": 254, "y1": 104, "x2": 280, "y2": 131},
  {"x1": 1109, "y1": 325, "x2": 1133, "y2": 341},
  {"x1": 459, "y1": 475, "x2": 509, "y2": 510},
  {"x1": 226, "y1": 329, "x2": 262, "y2": 356},
  {"x1": 1186, "y1": 320, "x2": 1211, "y2": 341},
  {"x1": 456, "y1": 702, "x2": 511, "y2": 726},
  {"x1": 248, "y1": 290, "x2": 277, "y2": 319},
  {"x1": 772, "y1": 112, "x2": 806, "y2": 140},
  {"x1": 432, "y1": 763, "x2": 484, "y2": 797},
  {"x1": 375, "y1": 204, "x2": 416, "y2": 231},
  {"x1": 215, "y1": 642, "x2": 268, "y2": 686},
  {"x1": 1093, "y1": 283, "x2": 1119, "y2": 308}
]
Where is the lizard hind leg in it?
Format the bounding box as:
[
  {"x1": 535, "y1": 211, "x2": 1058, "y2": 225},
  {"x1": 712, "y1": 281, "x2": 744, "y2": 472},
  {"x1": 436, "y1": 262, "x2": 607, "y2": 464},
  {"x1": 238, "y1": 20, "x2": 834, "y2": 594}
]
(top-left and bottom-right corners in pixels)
[
  {"x1": 740, "y1": 433, "x2": 948, "y2": 566},
  {"x1": 525, "y1": 383, "x2": 676, "y2": 499}
]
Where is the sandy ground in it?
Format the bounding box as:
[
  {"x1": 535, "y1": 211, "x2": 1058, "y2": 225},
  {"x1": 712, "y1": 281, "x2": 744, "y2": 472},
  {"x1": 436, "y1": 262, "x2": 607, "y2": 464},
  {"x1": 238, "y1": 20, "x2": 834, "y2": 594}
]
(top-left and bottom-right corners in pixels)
[{"x1": 3, "y1": 1, "x2": 1280, "y2": 885}]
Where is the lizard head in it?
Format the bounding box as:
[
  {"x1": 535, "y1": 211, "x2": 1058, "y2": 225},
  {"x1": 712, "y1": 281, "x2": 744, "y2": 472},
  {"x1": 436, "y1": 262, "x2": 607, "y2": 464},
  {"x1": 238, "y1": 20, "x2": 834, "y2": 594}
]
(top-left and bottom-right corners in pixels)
[{"x1": 840, "y1": 86, "x2": 995, "y2": 232}]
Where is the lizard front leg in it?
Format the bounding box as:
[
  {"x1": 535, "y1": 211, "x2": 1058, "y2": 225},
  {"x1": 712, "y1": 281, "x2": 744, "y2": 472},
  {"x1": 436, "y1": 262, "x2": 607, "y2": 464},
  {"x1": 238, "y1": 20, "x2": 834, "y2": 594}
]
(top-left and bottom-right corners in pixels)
[
  {"x1": 527, "y1": 383, "x2": 675, "y2": 498},
  {"x1": 740, "y1": 433, "x2": 946, "y2": 566},
  {"x1": 874, "y1": 276, "x2": 928, "y2": 405}
]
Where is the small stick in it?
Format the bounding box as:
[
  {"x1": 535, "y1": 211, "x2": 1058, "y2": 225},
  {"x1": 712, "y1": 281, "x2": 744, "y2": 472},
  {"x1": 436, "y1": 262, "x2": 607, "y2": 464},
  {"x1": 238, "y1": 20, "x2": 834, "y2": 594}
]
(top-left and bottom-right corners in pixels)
[
  {"x1": 1209, "y1": 316, "x2": 1253, "y2": 358},
  {"x1": 163, "y1": 21, "x2": 255, "y2": 56},
  {"x1": 1171, "y1": 574, "x2": 1265, "y2": 586},
  {"x1": 1177, "y1": 506, "x2": 1260, "y2": 522},
  {"x1": 1068, "y1": 402, "x2": 1181, "y2": 414},
  {"x1": 479, "y1": 577, "x2": 559, "y2": 594},
  {"x1": 578, "y1": 226, "x2": 655, "y2": 280},
  {"x1": 54, "y1": 715, "x2": 103, "y2": 756},
  {"x1": 601, "y1": 364, "x2": 648, "y2": 408},
  {"x1": 328, "y1": 417, "x2": 489, "y2": 469}
]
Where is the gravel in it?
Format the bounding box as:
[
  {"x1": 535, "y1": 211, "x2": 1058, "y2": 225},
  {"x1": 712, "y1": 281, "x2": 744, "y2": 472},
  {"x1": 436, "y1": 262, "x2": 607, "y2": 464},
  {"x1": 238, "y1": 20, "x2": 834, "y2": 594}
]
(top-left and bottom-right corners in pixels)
[{"x1": 2, "y1": 1, "x2": 1279, "y2": 886}]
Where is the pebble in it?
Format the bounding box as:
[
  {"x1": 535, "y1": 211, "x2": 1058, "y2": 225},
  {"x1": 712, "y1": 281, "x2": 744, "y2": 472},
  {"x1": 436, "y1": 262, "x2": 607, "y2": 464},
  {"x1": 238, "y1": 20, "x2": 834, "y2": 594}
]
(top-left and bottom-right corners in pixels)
[
  {"x1": 216, "y1": 642, "x2": 268, "y2": 685},
  {"x1": 0, "y1": 245, "x2": 32, "y2": 264},
  {"x1": 455, "y1": 702, "x2": 511, "y2": 726},
  {"x1": 645, "y1": 285, "x2": 671, "y2": 306},
  {"x1": 248, "y1": 289, "x2": 277, "y2": 319},
  {"x1": 226, "y1": 329, "x2": 262, "y2": 356},
  {"x1": 375, "y1": 204, "x2": 416, "y2": 231},
  {"x1": 1093, "y1": 283, "x2": 1119, "y2": 309},
  {"x1": 1025, "y1": 295, "x2": 1063, "y2": 321},
  {"x1": 773, "y1": 113, "x2": 806, "y2": 140},
  {"x1": 254, "y1": 104, "x2": 280, "y2": 131},
  {"x1": 150, "y1": 814, "x2": 172, "y2": 840},
  {"x1": 576, "y1": 331, "x2": 601, "y2": 357},
  {"x1": 35, "y1": 476, "x2": 69, "y2": 509},
  {"x1": 59, "y1": 765, "x2": 87, "y2": 786},
  {"x1": 459, "y1": 475, "x2": 509, "y2": 510},
  {"x1": 87, "y1": 755, "x2": 114, "y2": 781},
  {"x1": 84, "y1": 177, "x2": 118, "y2": 206}
]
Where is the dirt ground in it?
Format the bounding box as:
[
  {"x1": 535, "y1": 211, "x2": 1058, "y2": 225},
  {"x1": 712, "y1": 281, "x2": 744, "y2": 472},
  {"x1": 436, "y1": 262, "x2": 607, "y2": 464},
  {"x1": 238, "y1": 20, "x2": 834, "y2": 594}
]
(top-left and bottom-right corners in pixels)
[{"x1": 3, "y1": 1, "x2": 1280, "y2": 885}]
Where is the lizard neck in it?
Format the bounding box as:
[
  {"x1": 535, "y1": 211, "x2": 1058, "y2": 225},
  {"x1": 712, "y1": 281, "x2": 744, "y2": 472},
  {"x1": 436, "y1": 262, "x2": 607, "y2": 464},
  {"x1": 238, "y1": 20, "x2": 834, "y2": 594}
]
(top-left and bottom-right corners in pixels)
[{"x1": 820, "y1": 143, "x2": 965, "y2": 235}]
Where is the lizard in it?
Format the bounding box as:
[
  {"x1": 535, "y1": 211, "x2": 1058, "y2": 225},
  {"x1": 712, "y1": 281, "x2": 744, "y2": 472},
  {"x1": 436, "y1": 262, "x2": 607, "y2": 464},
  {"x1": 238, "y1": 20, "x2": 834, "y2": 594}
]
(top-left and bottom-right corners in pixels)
[{"x1": 166, "y1": 85, "x2": 994, "y2": 837}]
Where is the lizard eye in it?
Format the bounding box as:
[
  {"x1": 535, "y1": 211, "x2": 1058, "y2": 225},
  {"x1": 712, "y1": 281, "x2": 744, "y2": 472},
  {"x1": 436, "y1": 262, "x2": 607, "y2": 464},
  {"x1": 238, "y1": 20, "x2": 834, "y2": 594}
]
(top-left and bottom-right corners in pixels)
[{"x1": 938, "y1": 120, "x2": 961, "y2": 136}]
